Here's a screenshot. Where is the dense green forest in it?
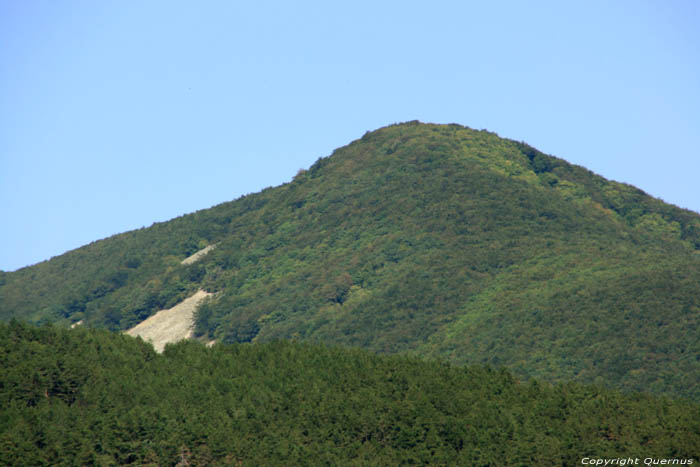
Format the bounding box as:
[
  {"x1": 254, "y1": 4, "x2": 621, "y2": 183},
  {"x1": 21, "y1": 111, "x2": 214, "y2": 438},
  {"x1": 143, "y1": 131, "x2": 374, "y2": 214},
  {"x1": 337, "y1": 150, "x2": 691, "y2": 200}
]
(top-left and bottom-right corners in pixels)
[
  {"x1": 1, "y1": 322, "x2": 698, "y2": 465},
  {"x1": 1, "y1": 121, "x2": 699, "y2": 398}
]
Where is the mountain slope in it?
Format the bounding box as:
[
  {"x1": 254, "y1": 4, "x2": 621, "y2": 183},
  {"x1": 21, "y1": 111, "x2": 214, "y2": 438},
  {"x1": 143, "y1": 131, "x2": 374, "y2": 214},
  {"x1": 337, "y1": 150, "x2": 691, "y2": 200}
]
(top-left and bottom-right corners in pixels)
[{"x1": 2, "y1": 121, "x2": 699, "y2": 397}]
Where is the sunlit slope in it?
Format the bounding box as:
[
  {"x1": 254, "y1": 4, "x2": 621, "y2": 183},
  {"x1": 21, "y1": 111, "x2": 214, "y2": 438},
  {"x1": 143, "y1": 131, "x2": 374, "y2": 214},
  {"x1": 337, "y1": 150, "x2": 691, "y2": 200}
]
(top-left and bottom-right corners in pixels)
[{"x1": 1, "y1": 121, "x2": 699, "y2": 397}]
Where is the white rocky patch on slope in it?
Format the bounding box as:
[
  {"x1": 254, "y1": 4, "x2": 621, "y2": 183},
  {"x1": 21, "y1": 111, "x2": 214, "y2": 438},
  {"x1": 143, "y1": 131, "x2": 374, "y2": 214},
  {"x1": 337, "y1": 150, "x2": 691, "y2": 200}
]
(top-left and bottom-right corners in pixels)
[
  {"x1": 181, "y1": 244, "x2": 216, "y2": 265},
  {"x1": 125, "y1": 290, "x2": 212, "y2": 352}
]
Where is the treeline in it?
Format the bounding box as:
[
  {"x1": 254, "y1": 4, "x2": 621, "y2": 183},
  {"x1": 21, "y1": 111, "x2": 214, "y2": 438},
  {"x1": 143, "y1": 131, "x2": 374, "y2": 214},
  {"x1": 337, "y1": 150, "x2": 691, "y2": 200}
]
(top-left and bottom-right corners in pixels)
[{"x1": 1, "y1": 322, "x2": 699, "y2": 465}]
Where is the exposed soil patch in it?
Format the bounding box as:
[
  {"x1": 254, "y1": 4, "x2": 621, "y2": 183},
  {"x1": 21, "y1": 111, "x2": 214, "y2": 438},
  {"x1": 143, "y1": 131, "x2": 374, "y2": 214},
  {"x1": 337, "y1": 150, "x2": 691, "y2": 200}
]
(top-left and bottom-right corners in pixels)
[
  {"x1": 181, "y1": 245, "x2": 216, "y2": 265},
  {"x1": 125, "y1": 290, "x2": 211, "y2": 352}
]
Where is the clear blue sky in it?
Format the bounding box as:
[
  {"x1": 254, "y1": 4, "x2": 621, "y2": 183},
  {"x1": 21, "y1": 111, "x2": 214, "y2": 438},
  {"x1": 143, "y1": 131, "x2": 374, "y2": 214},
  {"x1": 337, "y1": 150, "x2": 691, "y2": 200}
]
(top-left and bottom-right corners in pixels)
[{"x1": 1, "y1": 0, "x2": 698, "y2": 271}]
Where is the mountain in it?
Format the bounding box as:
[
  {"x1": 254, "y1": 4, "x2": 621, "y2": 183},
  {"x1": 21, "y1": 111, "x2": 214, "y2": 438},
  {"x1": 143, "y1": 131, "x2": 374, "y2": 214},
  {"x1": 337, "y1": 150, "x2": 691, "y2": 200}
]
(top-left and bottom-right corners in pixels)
[
  {"x1": 2, "y1": 121, "x2": 699, "y2": 398},
  {"x1": 2, "y1": 321, "x2": 698, "y2": 465}
]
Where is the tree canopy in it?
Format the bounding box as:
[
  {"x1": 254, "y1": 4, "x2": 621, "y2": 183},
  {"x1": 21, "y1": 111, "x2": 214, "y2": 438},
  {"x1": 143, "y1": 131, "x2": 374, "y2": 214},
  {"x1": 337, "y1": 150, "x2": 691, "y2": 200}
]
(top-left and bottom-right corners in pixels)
[{"x1": 1, "y1": 322, "x2": 698, "y2": 465}]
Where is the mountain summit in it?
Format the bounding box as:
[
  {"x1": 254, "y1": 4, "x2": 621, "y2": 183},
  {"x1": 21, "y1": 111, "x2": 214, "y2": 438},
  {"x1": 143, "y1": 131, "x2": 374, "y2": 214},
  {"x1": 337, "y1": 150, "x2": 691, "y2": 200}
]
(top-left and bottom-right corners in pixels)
[{"x1": 2, "y1": 121, "x2": 699, "y2": 397}]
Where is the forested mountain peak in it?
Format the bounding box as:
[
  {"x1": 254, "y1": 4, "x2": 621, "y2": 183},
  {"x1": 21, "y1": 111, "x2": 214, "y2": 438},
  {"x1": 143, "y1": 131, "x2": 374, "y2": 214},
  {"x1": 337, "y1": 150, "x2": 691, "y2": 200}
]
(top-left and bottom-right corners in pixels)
[{"x1": 2, "y1": 122, "x2": 699, "y2": 398}]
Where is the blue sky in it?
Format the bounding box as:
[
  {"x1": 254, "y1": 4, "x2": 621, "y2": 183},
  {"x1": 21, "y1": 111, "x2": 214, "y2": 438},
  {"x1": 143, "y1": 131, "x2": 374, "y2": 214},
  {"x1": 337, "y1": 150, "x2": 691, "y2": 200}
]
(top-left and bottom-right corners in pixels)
[{"x1": 1, "y1": 0, "x2": 698, "y2": 271}]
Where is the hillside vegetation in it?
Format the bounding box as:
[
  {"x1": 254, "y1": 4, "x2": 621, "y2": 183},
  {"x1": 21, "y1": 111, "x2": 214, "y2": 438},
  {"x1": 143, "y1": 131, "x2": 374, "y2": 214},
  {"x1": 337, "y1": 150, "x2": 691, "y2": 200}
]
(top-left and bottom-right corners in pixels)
[
  {"x1": 1, "y1": 122, "x2": 699, "y2": 397},
  {"x1": 1, "y1": 322, "x2": 699, "y2": 465}
]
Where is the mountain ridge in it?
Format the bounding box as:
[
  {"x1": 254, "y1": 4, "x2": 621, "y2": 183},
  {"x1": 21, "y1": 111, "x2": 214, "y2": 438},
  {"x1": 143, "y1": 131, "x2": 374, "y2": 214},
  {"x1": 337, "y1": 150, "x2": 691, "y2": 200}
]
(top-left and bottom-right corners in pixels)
[{"x1": 2, "y1": 121, "x2": 699, "y2": 397}]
